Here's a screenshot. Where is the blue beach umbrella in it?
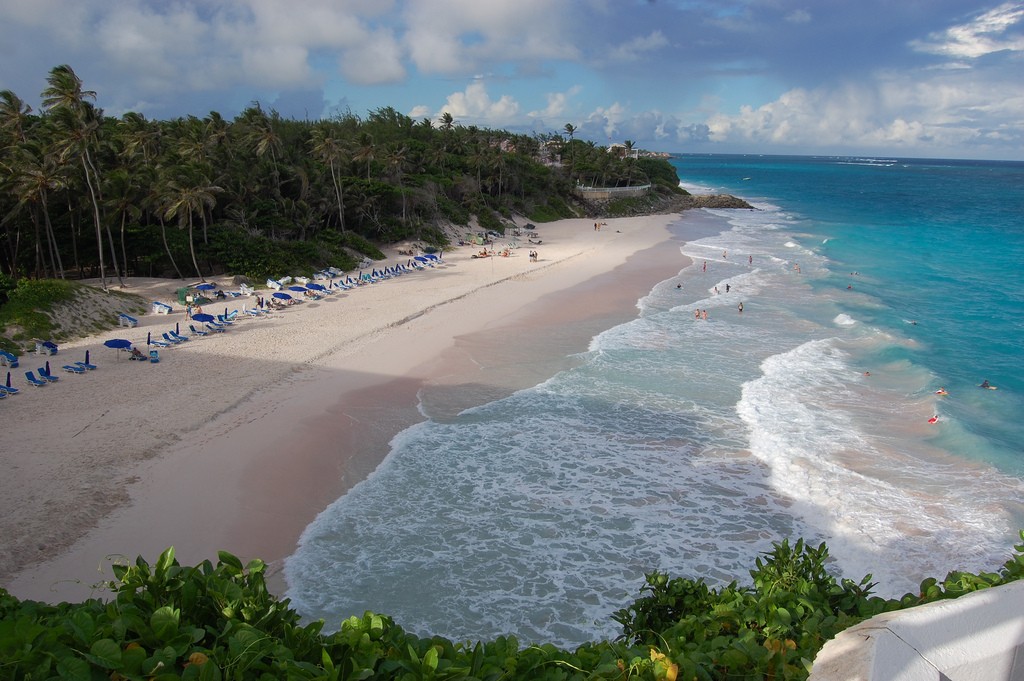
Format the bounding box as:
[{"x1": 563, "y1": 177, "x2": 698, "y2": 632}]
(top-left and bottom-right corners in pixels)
[
  {"x1": 192, "y1": 312, "x2": 215, "y2": 323},
  {"x1": 272, "y1": 292, "x2": 292, "y2": 300},
  {"x1": 306, "y1": 283, "x2": 326, "y2": 291},
  {"x1": 104, "y1": 338, "x2": 132, "y2": 360},
  {"x1": 288, "y1": 285, "x2": 307, "y2": 292},
  {"x1": 195, "y1": 283, "x2": 216, "y2": 291}
]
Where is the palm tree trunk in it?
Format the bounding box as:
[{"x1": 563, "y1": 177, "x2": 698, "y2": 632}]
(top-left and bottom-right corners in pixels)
[
  {"x1": 79, "y1": 154, "x2": 106, "y2": 291},
  {"x1": 119, "y1": 211, "x2": 130, "y2": 281},
  {"x1": 159, "y1": 216, "x2": 184, "y2": 279},
  {"x1": 187, "y1": 214, "x2": 203, "y2": 281}
]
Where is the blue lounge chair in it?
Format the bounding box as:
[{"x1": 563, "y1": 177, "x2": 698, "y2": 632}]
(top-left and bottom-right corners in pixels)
[
  {"x1": 38, "y1": 366, "x2": 59, "y2": 382},
  {"x1": 216, "y1": 315, "x2": 234, "y2": 325},
  {"x1": 61, "y1": 364, "x2": 85, "y2": 374},
  {"x1": 152, "y1": 301, "x2": 173, "y2": 314},
  {"x1": 118, "y1": 313, "x2": 139, "y2": 328},
  {"x1": 0, "y1": 351, "x2": 18, "y2": 368},
  {"x1": 150, "y1": 338, "x2": 171, "y2": 348},
  {"x1": 149, "y1": 350, "x2": 160, "y2": 363},
  {"x1": 162, "y1": 332, "x2": 183, "y2": 345},
  {"x1": 189, "y1": 324, "x2": 209, "y2": 336},
  {"x1": 0, "y1": 384, "x2": 19, "y2": 395},
  {"x1": 170, "y1": 330, "x2": 190, "y2": 342},
  {"x1": 204, "y1": 323, "x2": 225, "y2": 333},
  {"x1": 25, "y1": 371, "x2": 48, "y2": 387},
  {"x1": 35, "y1": 340, "x2": 59, "y2": 355},
  {"x1": 75, "y1": 361, "x2": 97, "y2": 371}
]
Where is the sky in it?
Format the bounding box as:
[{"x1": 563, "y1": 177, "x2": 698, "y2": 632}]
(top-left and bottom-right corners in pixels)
[{"x1": 1, "y1": 0, "x2": 1023, "y2": 160}]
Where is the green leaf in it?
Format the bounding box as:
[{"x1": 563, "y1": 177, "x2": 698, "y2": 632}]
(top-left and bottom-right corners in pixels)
[
  {"x1": 89, "y1": 638, "x2": 123, "y2": 668},
  {"x1": 217, "y1": 551, "x2": 244, "y2": 573},
  {"x1": 151, "y1": 606, "x2": 180, "y2": 640},
  {"x1": 56, "y1": 656, "x2": 91, "y2": 680},
  {"x1": 155, "y1": 547, "x2": 177, "y2": 577}
]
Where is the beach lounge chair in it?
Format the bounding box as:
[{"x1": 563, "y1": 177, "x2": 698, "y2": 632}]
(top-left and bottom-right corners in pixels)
[
  {"x1": 0, "y1": 384, "x2": 19, "y2": 395},
  {"x1": 189, "y1": 324, "x2": 209, "y2": 337},
  {"x1": 61, "y1": 364, "x2": 85, "y2": 374},
  {"x1": 118, "y1": 313, "x2": 139, "y2": 328},
  {"x1": 25, "y1": 371, "x2": 47, "y2": 387},
  {"x1": 149, "y1": 350, "x2": 160, "y2": 363},
  {"x1": 152, "y1": 301, "x2": 173, "y2": 314},
  {"x1": 75, "y1": 361, "x2": 97, "y2": 371},
  {"x1": 216, "y1": 314, "x2": 234, "y2": 325},
  {"x1": 0, "y1": 351, "x2": 18, "y2": 368},
  {"x1": 35, "y1": 340, "x2": 59, "y2": 355},
  {"x1": 149, "y1": 337, "x2": 171, "y2": 348},
  {"x1": 266, "y1": 278, "x2": 283, "y2": 290},
  {"x1": 239, "y1": 283, "x2": 256, "y2": 296},
  {"x1": 204, "y1": 323, "x2": 225, "y2": 333},
  {"x1": 170, "y1": 330, "x2": 190, "y2": 342},
  {"x1": 36, "y1": 367, "x2": 59, "y2": 383}
]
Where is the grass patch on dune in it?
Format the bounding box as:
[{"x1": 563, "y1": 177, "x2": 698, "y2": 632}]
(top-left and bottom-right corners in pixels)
[{"x1": 0, "y1": 279, "x2": 147, "y2": 355}]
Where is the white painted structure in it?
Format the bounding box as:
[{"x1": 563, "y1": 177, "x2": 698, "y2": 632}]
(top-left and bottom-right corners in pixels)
[{"x1": 810, "y1": 581, "x2": 1024, "y2": 680}]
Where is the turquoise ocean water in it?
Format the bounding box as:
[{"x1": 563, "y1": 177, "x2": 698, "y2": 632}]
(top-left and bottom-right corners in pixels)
[{"x1": 285, "y1": 154, "x2": 1024, "y2": 647}]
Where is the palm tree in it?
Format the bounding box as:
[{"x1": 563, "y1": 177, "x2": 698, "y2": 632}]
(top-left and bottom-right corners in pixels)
[
  {"x1": 309, "y1": 124, "x2": 347, "y2": 233},
  {"x1": 353, "y1": 133, "x2": 376, "y2": 180},
  {"x1": 385, "y1": 144, "x2": 410, "y2": 224},
  {"x1": 41, "y1": 65, "x2": 117, "y2": 288},
  {"x1": 564, "y1": 123, "x2": 578, "y2": 174},
  {"x1": 162, "y1": 174, "x2": 222, "y2": 280}
]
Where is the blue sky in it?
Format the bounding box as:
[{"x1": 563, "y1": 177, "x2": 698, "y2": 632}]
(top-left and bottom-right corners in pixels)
[{"x1": 1, "y1": 0, "x2": 1022, "y2": 160}]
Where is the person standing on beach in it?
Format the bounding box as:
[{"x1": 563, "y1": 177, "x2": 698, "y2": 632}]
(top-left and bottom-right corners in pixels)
[
  {"x1": 749, "y1": 255, "x2": 753, "y2": 265},
  {"x1": 702, "y1": 260, "x2": 707, "y2": 273},
  {"x1": 738, "y1": 302, "x2": 744, "y2": 313}
]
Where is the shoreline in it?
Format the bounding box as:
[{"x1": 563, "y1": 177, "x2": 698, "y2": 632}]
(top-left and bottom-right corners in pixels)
[{"x1": 2, "y1": 213, "x2": 692, "y2": 603}]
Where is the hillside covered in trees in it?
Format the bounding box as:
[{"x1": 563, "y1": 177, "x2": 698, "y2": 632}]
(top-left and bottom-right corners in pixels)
[{"x1": 0, "y1": 64, "x2": 685, "y2": 292}]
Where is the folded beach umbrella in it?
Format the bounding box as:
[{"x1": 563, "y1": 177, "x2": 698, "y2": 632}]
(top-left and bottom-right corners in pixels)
[
  {"x1": 85, "y1": 350, "x2": 90, "y2": 365},
  {"x1": 272, "y1": 292, "x2": 292, "y2": 300},
  {"x1": 175, "y1": 322, "x2": 180, "y2": 335},
  {"x1": 147, "y1": 331, "x2": 152, "y2": 345},
  {"x1": 6, "y1": 371, "x2": 10, "y2": 388},
  {"x1": 192, "y1": 313, "x2": 215, "y2": 323}
]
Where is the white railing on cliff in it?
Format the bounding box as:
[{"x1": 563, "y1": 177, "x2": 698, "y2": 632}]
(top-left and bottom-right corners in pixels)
[{"x1": 575, "y1": 184, "x2": 652, "y2": 199}]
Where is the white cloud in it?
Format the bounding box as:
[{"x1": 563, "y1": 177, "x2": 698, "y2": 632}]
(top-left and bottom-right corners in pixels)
[
  {"x1": 436, "y1": 80, "x2": 521, "y2": 126},
  {"x1": 605, "y1": 31, "x2": 669, "y2": 62},
  {"x1": 911, "y1": 2, "x2": 1024, "y2": 59},
  {"x1": 528, "y1": 85, "x2": 582, "y2": 120},
  {"x1": 785, "y1": 10, "x2": 812, "y2": 25},
  {"x1": 402, "y1": 0, "x2": 577, "y2": 74}
]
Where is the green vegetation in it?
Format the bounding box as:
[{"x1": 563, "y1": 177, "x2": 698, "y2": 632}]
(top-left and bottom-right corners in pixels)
[
  {"x1": 0, "y1": 65, "x2": 681, "y2": 288},
  {"x1": 2, "y1": 533, "x2": 1021, "y2": 680}
]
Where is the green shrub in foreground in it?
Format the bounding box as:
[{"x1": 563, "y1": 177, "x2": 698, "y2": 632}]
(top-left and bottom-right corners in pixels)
[{"x1": 2, "y1": 532, "x2": 1022, "y2": 680}]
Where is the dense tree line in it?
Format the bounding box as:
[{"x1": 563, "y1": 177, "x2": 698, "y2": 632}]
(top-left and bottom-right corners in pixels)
[{"x1": 0, "y1": 65, "x2": 677, "y2": 289}]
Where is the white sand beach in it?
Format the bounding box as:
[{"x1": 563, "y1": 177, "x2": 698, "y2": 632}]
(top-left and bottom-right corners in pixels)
[{"x1": 1, "y1": 213, "x2": 691, "y2": 604}]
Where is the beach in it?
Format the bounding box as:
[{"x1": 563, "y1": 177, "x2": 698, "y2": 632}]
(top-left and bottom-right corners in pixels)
[{"x1": 1, "y1": 213, "x2": 689, "y2": 604}]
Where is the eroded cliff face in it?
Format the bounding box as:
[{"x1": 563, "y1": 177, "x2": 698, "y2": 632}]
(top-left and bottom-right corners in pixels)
[{"x1": 579, "y1": 190, "x2": 755, "y2": 218}]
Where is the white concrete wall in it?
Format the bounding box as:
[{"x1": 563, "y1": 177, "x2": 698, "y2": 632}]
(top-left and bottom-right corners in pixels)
[{"x1": 810, "y1": 581, "x2": 1024, "y2": 681}]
